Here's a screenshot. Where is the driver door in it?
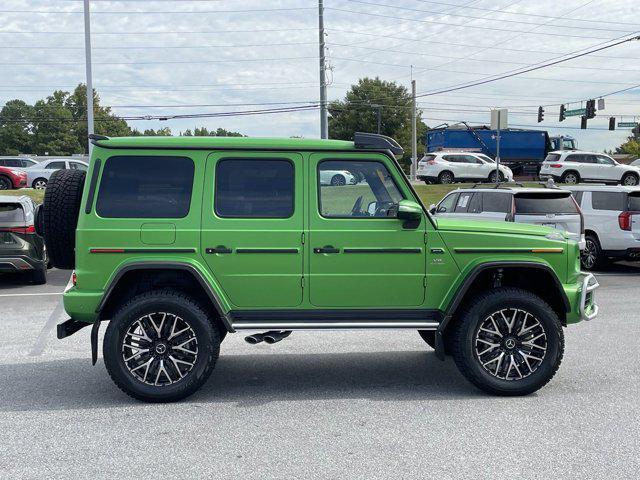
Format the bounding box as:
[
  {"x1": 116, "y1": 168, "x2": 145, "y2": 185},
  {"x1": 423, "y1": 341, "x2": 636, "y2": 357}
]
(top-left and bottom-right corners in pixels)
[{"x1": 308, "y1": 154, "x2": 426, "y2": 307}]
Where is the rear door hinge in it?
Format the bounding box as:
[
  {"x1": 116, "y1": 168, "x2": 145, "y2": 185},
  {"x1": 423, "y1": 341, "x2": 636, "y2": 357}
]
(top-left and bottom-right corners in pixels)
[
  {"x1": 301, "y1": 232, "x2": 306, "y2": 244},
  {"x1": 301, "y1": 276, "x2": 305, "y2": 288},
  {"x1": 423, "y1": 276, "x2": 427, "y2": 288},
  {"x1": 424, "y1": 233, "x2": 428, "y2": 244}
]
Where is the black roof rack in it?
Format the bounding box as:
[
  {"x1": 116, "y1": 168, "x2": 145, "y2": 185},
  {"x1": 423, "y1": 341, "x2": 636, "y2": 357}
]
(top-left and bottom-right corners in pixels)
[
  {"x1": 354, "y1": 132, "x2": 404, "y2": 156},
  {"x1": 471, "y1": 181, "x2": 524, "y2": 189}
]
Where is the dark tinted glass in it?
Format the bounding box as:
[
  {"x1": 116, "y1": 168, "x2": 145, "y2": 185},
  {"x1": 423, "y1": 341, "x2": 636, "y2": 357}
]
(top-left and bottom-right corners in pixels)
[
  {"x1": 45, "y1": 161, "x2": 66, "y2": 169},
  {"x1": 0, "y1": 204, "x2": 24, "y2": 224},
  {"x1": 216, "y1": 159, "x2": 293, "y2": 218},
  {"x1": 437, "y1": 193, "x2": 457, "y2": 213},
  {"x1": 514, "y1": 193, "x2": 578, "y2": 214},
  {"x1": 97, "y1": 156, "x2": 194, "y2": 218},
  {"x1": 571, "y1": 191, "x2": 583, "y2": 206},
  {"x1": 591, "y1": 191, "x2": 626, "y2": 211},
  {"x1": 454, "y1": 192, "x2": 476, "y2": 212},
  {"x1": 544, "y1": 153, "x2": 561, "y2": 162},
  {"x1": 482, "y1": 193, "x2": 511, "y2": 213},
  {"x1": 628, "y1": 192, "x2": 640, "y2": 211}
]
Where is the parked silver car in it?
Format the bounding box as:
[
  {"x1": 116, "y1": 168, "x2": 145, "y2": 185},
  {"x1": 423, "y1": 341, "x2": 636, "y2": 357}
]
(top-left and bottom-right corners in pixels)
[
  {"x1": 431, "y1": 186, "x2": 585, "y2": 248},
  {"x1": 25, "y1": 158, "x2": 88, "y2": 189}
]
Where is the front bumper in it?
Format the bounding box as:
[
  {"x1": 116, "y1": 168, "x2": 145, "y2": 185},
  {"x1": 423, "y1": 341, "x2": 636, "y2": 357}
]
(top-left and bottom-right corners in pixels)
[{"x1": 578, "y1": 273, "x2": 599, "y2": 321}]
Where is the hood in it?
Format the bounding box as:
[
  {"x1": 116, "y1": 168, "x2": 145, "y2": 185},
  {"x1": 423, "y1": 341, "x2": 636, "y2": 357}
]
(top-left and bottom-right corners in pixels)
[{"x1": 435, "y1": 217, "x2": 561, "y2": 237}]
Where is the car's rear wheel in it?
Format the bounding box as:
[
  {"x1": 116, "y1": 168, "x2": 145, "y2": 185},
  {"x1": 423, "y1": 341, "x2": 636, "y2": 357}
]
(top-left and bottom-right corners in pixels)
[
  {"x1": 103, "y1": 290, "x2": 220, "y2": 402},
  {"x1": 581, "y1": 234, "x2": 604, "y2": 270},
  {"x1": 451, "y1": 288, "x2": 564, "y2": 396},
  {"x1": 330, "y1": 174, "x2": 346, "y2": 186},
  {"x1": 0, "y1": 176, "x2": 11, "y2": 190},
  {"x1": 40, "y1": 169, "x2": 86, "y2": 270},
  {"x1": 32, "y1": 178, "x2": 48, "y2": 190},
  {"x1": 621, "y1": 172, "x2": 639, "y2": 186},
  {"x1": 561, "y1": 171, "x2": 580, "y2": 184},
  {"x1": 438, "y1": 171, "x2": 454, "y2": 184}
]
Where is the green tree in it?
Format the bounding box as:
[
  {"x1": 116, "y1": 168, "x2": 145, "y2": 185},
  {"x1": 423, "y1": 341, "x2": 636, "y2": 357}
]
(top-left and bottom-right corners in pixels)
[
  {"x1": 615, "y1": 126, "x2": 640, "y2": 157},
  {"x1": 31, "y1": 91, "x2": 82, "y2": 155},
  {"x1": 328, "y1": 77, "x2": 428, "y2": 169},
  {"x1": 0, "y1": 100, "x2": 34, "y2": 155}
]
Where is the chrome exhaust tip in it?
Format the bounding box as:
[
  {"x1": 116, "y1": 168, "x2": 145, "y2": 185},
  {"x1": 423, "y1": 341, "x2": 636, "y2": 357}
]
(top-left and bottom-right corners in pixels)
[
  {"x1": 263, "y1": 331, "x2": 292, "y2": 344},
  {"x1": 244, "y1": 333, "x2": 266, "y2": 344}
]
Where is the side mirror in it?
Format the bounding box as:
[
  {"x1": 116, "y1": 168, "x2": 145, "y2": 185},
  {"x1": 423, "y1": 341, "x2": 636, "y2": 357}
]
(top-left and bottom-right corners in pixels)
[
  {"x1": 397, "y1": 199, "x2": 422, "y2": 221},
  {"x1": 429, "y1": 203, "x2": 437, "y2": 215}
]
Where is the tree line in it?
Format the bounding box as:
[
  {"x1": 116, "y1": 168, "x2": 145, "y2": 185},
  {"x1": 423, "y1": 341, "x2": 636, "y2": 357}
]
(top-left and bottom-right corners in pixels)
[{"x1": 0, "y1": 84, "x2": 243, "y2": 156}]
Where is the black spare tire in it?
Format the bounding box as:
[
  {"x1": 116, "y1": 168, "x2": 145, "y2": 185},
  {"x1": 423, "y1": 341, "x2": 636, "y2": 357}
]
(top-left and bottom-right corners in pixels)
[{"x1": 41, "y1": 169, "x2": 86, "y2": 270}]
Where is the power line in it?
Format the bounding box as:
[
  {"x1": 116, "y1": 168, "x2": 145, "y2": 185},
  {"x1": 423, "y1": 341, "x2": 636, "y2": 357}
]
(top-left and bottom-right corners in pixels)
[
  {"x1": 0, "y1": 7, "x2": 315, "y2": 14},
  {"x1": 0, "y1": 56, "x2": 317, "y2": 66},
  {"x1": 345, "y1": 0, "x2": 637, "y2": 33},
  {"x1": 0, "y1": 27, "x2": 315, "y2": 35},
  {"x1": 0, "y1": 41, "x2": 316, "y2": 50}
]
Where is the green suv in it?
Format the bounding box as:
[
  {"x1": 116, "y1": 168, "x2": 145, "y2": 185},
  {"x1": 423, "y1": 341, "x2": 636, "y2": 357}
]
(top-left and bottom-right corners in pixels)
[{"x1": 39, "y1": 133, "x2": 599, "y2": 402}]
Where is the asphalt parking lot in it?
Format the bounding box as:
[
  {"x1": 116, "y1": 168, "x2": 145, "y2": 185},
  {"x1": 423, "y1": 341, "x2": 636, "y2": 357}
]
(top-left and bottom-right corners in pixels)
[{"x1": 0, "y1": 266, "x2": 639, "y2": 479}]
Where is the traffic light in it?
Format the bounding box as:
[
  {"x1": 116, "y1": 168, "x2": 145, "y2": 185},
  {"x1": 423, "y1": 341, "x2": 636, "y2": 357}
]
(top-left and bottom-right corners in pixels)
[
  {"x1": 586, "y1": 99, "x2": 596, "y2": 119},
  {"x1": 537, "y1": 106, "x2": 545, "y2": 123},
  {"x1": 559, "y1": 104, "x2": 566, "y2": 122},
  {"x1": 609, "y1": 117, "x2": 616, "y2": 131},
  {"x1": 581, "y1": 116, "x2": 587, "y2": 129}
]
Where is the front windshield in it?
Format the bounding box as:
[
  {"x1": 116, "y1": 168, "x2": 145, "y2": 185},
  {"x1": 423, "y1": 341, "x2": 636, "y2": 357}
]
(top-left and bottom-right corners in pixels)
[{"x1": 563, "y1": 139, "x2": 576, "y2": 149}]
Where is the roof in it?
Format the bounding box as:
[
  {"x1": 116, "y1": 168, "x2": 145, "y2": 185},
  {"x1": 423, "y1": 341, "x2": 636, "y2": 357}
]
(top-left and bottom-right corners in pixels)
[
  {"x1": 450, "y1": 186, "x2": 571, "y2": 195},
  {"x1": 92, "y1": 136, "x2": 357, "y2": 151},
  {"x1": 563, "y1": 185, "x2": 640, "y2": 193},
  {"x1": 548, "y1": 150, "x2": 611, "y2": 156}
]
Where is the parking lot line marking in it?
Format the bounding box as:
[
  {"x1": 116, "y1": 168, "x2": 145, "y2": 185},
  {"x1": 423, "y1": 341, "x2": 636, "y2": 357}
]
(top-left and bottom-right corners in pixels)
[
  {"x1": 29, "y1": 300, "x2": 65, "y2": 357},
  {"x1": 0, "y1": 292, "x2": 63, "y2": 297}
]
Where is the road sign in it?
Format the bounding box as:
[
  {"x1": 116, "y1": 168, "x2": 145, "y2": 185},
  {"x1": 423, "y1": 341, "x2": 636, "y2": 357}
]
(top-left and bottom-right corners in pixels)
[
  {"x1": 490, "y1": 109, "x2": 508, "y2": 129},
  {"x1": 617, "y1": 122, "x2": 638, "y2": 128},
  {"x1": 565, "y1": 108, "x2": 586, "y2": 117}
]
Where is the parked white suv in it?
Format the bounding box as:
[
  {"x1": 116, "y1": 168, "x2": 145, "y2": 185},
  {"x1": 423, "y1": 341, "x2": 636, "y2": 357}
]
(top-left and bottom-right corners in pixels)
[
  {"x1": 417, "y1": 152, "x2": 513, "y2": 184},
  {"x1": 431, "y1": 186, "x2": 585, "y2": 248},
  {"x1": 540, "y1": 151, "x2": 640, "y2": 186},
  {"x1": 565, "y1": 185, "x2": 640, "y2": 269}
]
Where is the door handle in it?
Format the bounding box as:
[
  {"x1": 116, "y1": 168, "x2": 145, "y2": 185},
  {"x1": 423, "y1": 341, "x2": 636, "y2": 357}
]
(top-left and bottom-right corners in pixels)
[
  {"x1": 313, "y1": 246, "x2": 340, "y2": 254},
  {"x1": 206, "y1": 246, "x2": 232, "y2": 254}
]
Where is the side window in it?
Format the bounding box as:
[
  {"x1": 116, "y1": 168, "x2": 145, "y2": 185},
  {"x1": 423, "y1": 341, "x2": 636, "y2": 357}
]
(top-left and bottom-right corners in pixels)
[
  {"x1": 96, "y1": 155, "x2": 194, "y2": 218},
  {"x1": 437, "y1": 193, "x2": 458, "y2": 213},
  {"x1": 583, "y1": 155, "x2": 598, "y2": 164},
  {"x1": 465, "y1": 155, "x2": 482, "y2": 164},
  {"x1": 591, "y1": 192, "x2": 625, "y2": 211},
  {"x1": 566, "y1": 154, "x2": 585, "y2": 163},
  {"x1": 69, "y1": 162, "x2": 88, "y2": 171},
  {"x1": 215, "y1": 159, "x2": 294, "y2": 218},
  {"x1": 596, "y1": 155, "x2": 614, "y2": 165},
  {"x1": 442, "y1": 155, "x2": 463, "y2": 163},
  {"x1": 318, "y1": 160, "x2": 404, "y2": 218},
  {"x1": 482, "y1": 193, "x2": 511, "y2": 213},
  {"x1": 45, "y1": 161, "x2": 66, "y2": 170},
  {"x1": 454, "y1": 192, "x2": 476, "y2": 213}
]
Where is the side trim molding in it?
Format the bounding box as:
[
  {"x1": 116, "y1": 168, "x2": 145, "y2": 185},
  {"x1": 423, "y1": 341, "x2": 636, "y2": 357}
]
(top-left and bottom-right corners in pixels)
[{"x1": 342, "y1": 248, "x2": 422, "y2": 254}]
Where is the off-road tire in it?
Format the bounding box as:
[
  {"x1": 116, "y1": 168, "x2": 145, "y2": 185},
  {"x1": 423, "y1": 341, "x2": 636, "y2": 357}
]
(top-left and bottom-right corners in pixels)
[
  {"x1": 0, "y1": 176, "x2": 11, "y2": 190},
  {"x1": 561, "y1": 171, "x2": 580, "y2": 185},
  {"x1": 41, "y1": 169, "x2": 86, "y2": 270},
  {"x1": 581, "y1": 234, "x2": 605, "y2": 270},
  {"x1": 451, "y1": 287, "x2": 564, "y2": 396},
  {"x1": 103, "y1": 290, "x2": 220, "y2": 403},
  {"x1": 438, "y1": 171, "x2": 454, "y2": 184},
  {"x1": 621, "y1": 172, "x2": 639, "y2": 186}
]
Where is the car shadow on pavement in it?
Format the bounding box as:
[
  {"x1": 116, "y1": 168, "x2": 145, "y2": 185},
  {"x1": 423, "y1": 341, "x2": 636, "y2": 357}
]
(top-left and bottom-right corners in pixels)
[
  {"x1": 0, "y1": 350, "x2": 483, "y2": 412},
  {"x1": 0, "y1": 268, "x2": 70, "y2": 290}
]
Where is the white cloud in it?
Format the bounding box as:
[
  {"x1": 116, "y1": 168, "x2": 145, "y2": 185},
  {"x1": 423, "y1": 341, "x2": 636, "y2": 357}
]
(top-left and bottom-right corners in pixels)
[{"x1": 1, "y1": 0, "x2": 639, "y2": 150}]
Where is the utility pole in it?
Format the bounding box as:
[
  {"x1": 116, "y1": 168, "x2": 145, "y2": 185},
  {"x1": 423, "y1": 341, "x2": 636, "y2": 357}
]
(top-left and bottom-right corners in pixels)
[
  {"x1": 371, "y1": 104, "x2": 382, "y2": 134},
  {"x1": 83, "y1": 0, "x2": 94, "y2": 153},
  {"x1": 318, "y1": 0, "x2": 328, "y2": 139},
  {"x1": 411, "y1": 79, "x2": 417, "y2": 182}
]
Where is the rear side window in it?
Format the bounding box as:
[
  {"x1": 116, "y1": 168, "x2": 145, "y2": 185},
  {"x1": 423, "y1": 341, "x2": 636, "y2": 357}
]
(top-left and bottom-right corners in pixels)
[
  {"x1": 45, "y1": 161, "x2": 66, "y2": 169},
  {"x1": 571, "y1": 191, "x2": 584, "y2": 206},
  {"x1": 454, "y1": 192, "x2": 480, "y2": 213},
  {"x1": 482, "y1": 193, "x2": 511, "y2": 213},
  {"x1": 544, "y1": 153, "x2": 561, "y2": 163},
  {"x1": 514, "y1": 193, "x2": 578, "y2": 214},
  {"x1": 96, "y1": 156, "x2": 194, "y2": 218},
  {"x1": 215, "y1": 159, "x2": 294, "y2": 218},
  {"x1": 591, "y1": 192, "x2": 626, "y2": 211},
  {"x1": 628, "y1": 192, "x2": 640, "y2": 211},
  {"x1": 0, "y1": 204, "x2": 24, "y2": 224},
  {"x1": 421, "y1": 154, "x2": 436, "y2": 162}
]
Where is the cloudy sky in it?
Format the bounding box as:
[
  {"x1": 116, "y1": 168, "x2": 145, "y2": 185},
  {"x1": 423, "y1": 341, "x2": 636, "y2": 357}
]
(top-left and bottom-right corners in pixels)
[{"x1": 1, "y1": 0, "x2": 639, "y2": 151}]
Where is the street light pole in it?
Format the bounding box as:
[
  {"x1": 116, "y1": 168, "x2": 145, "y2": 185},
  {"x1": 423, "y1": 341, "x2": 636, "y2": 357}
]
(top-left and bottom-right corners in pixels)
[
  {"x1": 83, "y1": 0, "x2": 94, "y2": 153},
  {"x1": 411, "y1": 79, "x2": 417, "y2": 182},
  {"x1": 318, "y1": 0, "x2": 328, "y2": 139}
]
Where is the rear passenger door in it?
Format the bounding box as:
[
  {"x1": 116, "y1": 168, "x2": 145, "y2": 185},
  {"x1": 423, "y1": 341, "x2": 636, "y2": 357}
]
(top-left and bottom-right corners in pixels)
[
  {"x1": 201, "y1": 152, "x2": 304, "y2": 308},
  {"x1": 480, "y1": 192, "x2": 511, "y2": 221}
]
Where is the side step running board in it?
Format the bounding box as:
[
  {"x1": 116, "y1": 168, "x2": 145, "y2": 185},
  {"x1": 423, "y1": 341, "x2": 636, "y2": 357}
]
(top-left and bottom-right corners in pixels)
[{"x1": 233, "y1": 321, "x2": 439, "y2": 330}]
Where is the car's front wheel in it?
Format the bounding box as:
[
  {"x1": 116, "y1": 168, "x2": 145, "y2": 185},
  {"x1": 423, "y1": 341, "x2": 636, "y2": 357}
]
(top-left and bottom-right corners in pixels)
[
  {"x1": 581, "y1": 234, "x2": 604, "y2": 270},
  {"x1": 488, "y1": 171, "x2": 504, "y2": 183},
  {"x1": 103, "y1": 290, "x2": 220, "y2": 402},
  {"x1": 0, "y1": 176, "x2": 11, "y2": 190},
  {"x1": 32, "y1": 178, "x2": 48, "y2": 190},
  {"x1": 330, "y1": 174, "x2": 346, "y2": 186},
  {"x1": 451, "y1": 287, "x2": 564, "y2": 396},
  {"x1": 621, "y1": 172, "x2": 639, "y2": 186}
]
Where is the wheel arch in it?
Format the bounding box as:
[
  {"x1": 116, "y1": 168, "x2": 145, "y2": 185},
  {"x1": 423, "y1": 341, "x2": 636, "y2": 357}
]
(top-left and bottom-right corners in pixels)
[
  {"x1": 97, "y1": 261, "x2": 233, "y2": 334},
  {"x1": 435, "y1": 261, "x2": 570, "y2": 359}
]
